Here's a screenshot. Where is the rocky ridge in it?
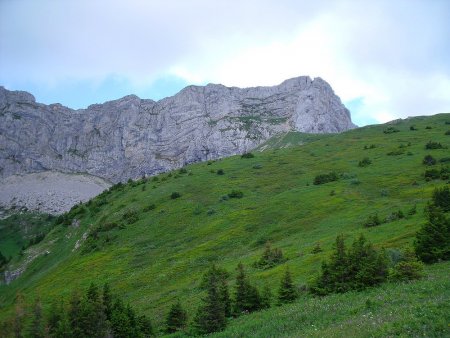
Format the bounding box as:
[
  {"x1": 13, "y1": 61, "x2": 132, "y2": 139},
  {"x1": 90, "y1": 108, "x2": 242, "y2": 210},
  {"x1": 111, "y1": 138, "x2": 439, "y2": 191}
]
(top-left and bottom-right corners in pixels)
[{"x1": 0, "y1": 76, "x2": 355, "y2": 183}]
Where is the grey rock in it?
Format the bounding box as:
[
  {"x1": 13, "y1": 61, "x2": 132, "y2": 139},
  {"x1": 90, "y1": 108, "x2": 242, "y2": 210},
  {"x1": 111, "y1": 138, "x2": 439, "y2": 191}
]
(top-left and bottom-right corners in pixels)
[{"x1": 0, "y1": 76, "x2": 355, "y2": 183}]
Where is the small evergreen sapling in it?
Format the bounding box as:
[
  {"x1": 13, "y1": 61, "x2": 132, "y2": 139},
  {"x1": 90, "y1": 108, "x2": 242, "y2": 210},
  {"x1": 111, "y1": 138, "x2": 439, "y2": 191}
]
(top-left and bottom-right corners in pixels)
[
  {"x1": 165, "y1": 300, "x2": 187, "y2": 333},
  {"x1": 278, "y1": 267, "x2": 298, "y2": 304}
]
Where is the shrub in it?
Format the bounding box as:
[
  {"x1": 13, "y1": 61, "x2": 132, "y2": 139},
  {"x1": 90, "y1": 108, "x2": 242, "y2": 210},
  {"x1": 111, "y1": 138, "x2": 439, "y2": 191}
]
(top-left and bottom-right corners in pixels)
[
  {"x1": 388, "y1": 248, "x2": 424, "y2": 281},
  {"x1": 122, "y1": 208, "x2": 139, "y2": 224},
  {"x1": 313, "y1": 172, "x2": 339, "y2": 185},
  {"x1": 410, "y1": 125, "x2": 418, "y2": 131},
  {"x1": 424, "y1": 168, "x2": 440, "y2": 180},
  {"x1": 171, "y1": 192, "x2": 181, "y2": 199},
  {"x1": 425, "y1": 141, "x2": 444, "y2": 149},
  {"x1": 217, "y1": 169, "x2": 225, "y2": 175},
  {"x1": 445, "y1": 130, "x2": 450, "y2": 135},
  {"x1": 440, "y1": 157, "x2": 450, "y2": 163},
  {"x1": 254, "y1": 242, "x2": 286, "y2": 269},
  {"x1": 179, "y1": 168, "x2": 188, "y2": 174},
  {"x1": 387, "y1": 149, "x2": 405, "y2": 156},
  {"x1": 363, "y1": 213, "x2": 382, "y2": 227},
  {"x1": 358, "y1": 157, "x2": 372, "y2": 167},
  {"x1": 143, "y1": 204, "x2": 156, "y2": 212},
  {"x1": 152, "y1": 176, "x2": 159, "y2": 182},
  {"x1": 228, "y1": 190, "x2": 243, "y2": 199},
  {"x1": 383, "y1": 127, "x2": 400, "y2": 134},
  {"x1": 425, "y1": 126, "x2": 432, "y2": 129},
  {"x1": 385, "y1": 210, "x2": 405, "y2": 222},
  {"x1": 311, "y1": 242, "x2": 323, "y2": 254},
  {"x1": 423, "y1": 155, "x2": 437, "y2": 166},
  {"x1": 241, "y1": 152, "x2": 254, "y2": 159}
]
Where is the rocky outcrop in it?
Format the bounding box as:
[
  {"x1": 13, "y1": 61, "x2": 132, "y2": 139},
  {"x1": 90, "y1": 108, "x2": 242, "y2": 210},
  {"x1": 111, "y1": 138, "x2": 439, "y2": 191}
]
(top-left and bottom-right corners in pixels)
[{"x1": 0, "y1": 76, "x2": 355, "y2": 182}]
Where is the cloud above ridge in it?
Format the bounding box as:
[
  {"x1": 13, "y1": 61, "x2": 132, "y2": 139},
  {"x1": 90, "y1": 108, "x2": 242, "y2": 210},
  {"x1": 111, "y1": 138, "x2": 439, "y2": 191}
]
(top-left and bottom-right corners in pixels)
[{"x1": 1, "y1": 0, "x2": 449, "y2": 125}]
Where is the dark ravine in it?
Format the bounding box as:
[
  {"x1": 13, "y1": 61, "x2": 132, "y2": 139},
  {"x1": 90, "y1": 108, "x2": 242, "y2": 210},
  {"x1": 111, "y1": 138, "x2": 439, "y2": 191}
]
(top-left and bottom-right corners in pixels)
[{"x1": 0, "y1": 76, "x2": 355, "y2": 183}]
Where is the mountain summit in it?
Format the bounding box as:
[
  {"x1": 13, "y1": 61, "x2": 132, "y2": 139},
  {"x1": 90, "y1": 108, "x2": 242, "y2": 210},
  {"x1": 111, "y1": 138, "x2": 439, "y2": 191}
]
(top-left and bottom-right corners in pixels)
[{"x1": 0, "y1": 76, "x2": 355, "y2": 182}]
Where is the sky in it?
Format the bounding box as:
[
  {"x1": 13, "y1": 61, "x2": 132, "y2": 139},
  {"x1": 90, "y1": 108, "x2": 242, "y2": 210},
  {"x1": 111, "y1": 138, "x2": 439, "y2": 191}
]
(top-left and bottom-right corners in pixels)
[{"x1": 0, "y1": 0, "x2": 449, "y2": 126}]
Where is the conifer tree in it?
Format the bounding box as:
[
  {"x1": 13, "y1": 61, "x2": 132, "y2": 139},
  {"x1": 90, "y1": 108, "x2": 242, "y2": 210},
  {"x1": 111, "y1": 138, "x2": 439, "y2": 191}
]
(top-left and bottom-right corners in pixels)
[
  {"x1": 137, "y1": 314, "x2": 153, "y2": 337},
  {"x1": 102, "y1": 283, "x2": 113, "y2": 321},
  {"x1": 278, "y1": 267, "x2": 298, "y2": 304},
  {"x1": 233, "y1": 263, "x2": 261, "y2": 315},
  {"x1": 194, "y1": 265, "x2": 229, "y2": 334},
  {"x1": 260, "y1": 284, "x2": 272, "y2": 309},
  {"x1": 389, "y1": 248, "x2": 424, "y2": 281},
  {"x1": 165, "y1": 300, "x2": 187, "y2": 333},
  {"x1": 415, "y1": 204, "x2": 450, "y2": 263}
]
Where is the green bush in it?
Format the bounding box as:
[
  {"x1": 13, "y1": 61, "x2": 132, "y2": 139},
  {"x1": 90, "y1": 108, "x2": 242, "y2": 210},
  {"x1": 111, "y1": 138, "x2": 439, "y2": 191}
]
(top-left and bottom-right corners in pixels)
[
  {"x1": 445, "y1": 130, "x2": 450, "y2": 135},
  {"x1": 423, "y1": 155, "x2": 437, "y2": 166},
  {"x1": 171, "y1": 192, "x2": 181, "y2": 199},
  {"x1": 383, "y1": 127, "x2": 400, "y2": 134},
  {"x1": 313, "y1": 172, "x2": 339, "y2": 185},
  {"x1": 122, "y1": 208, "x2": 139, "y2": 224},
  {"x1": 363, "y1": 213, "x2": 382, "y2": 227},
  {"x1": 179, "y1": 168, "x2": 188, "y2": 174},
  {"x1": 254, "y1": 242, "x2": 286, "y2": 269},
  {"x1": 358, "y1": 157, "x2": 372, "y2": 167},
  {"x1": 425, "y1": 141, "x2": 445, "y2": 149},
  {"x1": 228, "y1": 190, "x2": 243, "y2": 199},
  {"x1": 143, "y1": 204, "x2": 156, "y2": 212},
  {"x1": 217, "y1": 169, "x2": 225, "y2": 175},
  {"x1": 387, "y1": 149, "x2": 405, "y2": 156},
  {"x1": 241, "y1": 152, "x2": 255, "y2": 159}
]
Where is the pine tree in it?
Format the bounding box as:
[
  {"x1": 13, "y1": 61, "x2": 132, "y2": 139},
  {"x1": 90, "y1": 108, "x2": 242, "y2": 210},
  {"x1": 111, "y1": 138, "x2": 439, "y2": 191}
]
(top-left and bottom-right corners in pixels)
[
  {"x1": 415, "y1": 205, "x2": 450, "y2": 263},
  {"x1": 165, "y1": 300, "x2": 187, "y2": 333},
  {"x1": 194, "y1": 265, "x2": 229, "y2": 334},
  {"x1": 278, "y1": 267, "x2": 298, "y2": 304},
  {"x1": 233, "y1": 263, "x2": 261, "y2": 315}
]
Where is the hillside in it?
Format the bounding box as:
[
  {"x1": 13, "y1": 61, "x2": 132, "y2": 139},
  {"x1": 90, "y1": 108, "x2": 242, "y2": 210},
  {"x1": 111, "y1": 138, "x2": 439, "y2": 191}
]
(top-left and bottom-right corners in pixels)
[{"x1": 0, "y1": 113, "x2": 449, "y2": 336}]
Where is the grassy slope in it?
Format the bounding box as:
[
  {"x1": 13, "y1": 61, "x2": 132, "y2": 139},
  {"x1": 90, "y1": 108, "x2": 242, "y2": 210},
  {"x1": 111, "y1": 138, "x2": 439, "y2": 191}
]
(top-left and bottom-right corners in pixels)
[{"x1": 0, "y1": 114, "x2": 449, "y2": 334}]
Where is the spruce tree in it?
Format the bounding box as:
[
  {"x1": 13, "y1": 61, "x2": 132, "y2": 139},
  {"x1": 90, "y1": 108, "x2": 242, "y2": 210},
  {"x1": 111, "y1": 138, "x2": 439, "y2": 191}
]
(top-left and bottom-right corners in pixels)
[
  {"x1": 233, "y1": 263, "x2": 261, "y2": 315},
  {"x1": 278, "y1": 267, "x2": 298, "y2": 304},
  {"x1": 165, "y1": 300, "x2": 187, "y2": 333},
  {"x1": 137, "y1": 314, "x2": 153, "y2": 337},
  {"x1": 415, "y1": 205, "x2": 450, "y2": 263},
  {"x1": 102, "y1": 283, "x2": 113, "y2": 321},
  {"x1": 194, "y1": 265, "x2": 229, "y2": 334},
  {"x1": 389, "y1": 248, "x2": 424, "y2": 281},
  {"x1": 260, "y1": 284, "x2": 272, "y2": 309}
]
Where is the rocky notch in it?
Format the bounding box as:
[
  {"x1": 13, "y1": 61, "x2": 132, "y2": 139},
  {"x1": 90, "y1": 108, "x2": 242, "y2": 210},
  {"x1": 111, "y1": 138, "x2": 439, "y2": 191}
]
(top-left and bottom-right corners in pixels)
[{"x1": 0, "y1": 76, "x2": 355, "y2": 183}]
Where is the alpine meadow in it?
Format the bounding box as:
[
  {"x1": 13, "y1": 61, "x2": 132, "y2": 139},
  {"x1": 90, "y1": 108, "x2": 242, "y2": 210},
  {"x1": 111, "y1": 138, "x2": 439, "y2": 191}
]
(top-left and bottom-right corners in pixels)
[{"x1": 1, "y1": 113, "x2": 449, "y2": 337}]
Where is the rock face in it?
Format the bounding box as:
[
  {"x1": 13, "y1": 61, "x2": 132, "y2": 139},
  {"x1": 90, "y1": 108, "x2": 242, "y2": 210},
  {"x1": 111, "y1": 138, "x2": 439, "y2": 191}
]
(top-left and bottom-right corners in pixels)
[{"x1": 0, "y1": 76, "x2": 355, "y2": 183}]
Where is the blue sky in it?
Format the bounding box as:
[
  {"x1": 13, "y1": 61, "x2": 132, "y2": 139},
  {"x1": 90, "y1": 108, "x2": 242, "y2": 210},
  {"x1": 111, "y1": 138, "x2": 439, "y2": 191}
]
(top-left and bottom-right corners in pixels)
[{"x1": 1, "y1": 0, "x2": 449, "y2": 127}]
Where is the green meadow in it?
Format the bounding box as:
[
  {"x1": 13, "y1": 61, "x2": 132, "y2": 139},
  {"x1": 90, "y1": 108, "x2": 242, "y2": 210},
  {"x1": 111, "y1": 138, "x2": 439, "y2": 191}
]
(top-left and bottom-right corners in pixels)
[{"x1": 0, "y1": 113, "x2": 449, "y2": 335}]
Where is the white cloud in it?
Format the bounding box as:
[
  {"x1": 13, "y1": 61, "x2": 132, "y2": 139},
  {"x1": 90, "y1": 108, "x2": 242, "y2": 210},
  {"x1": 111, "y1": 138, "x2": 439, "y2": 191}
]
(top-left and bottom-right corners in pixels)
[{"x1": 1, "y1": 0, "x2": 449, "y2": 124}]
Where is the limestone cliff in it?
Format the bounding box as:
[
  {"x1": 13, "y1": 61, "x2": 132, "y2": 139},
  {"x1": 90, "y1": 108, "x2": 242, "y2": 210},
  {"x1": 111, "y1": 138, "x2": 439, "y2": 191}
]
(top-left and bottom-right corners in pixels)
[{"x1": 0, "y1": 76, "x2": 355, "y2": 182}]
